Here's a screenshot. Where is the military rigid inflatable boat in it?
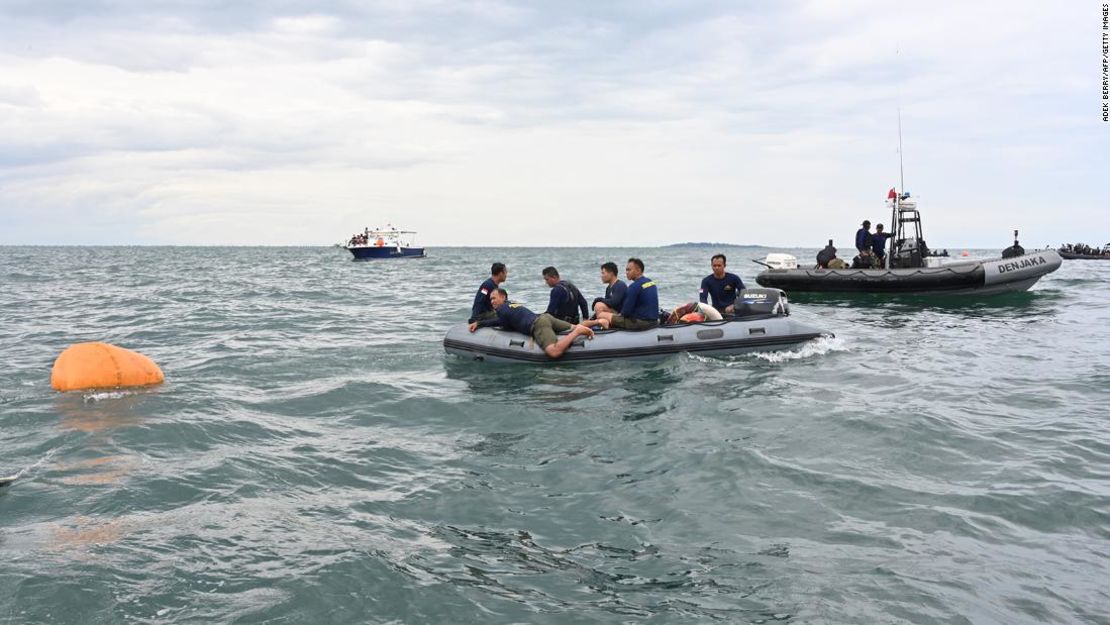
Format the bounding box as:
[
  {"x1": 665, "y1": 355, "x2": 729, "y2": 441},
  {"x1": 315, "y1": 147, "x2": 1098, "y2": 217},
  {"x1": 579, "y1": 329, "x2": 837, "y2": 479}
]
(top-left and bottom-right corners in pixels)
[
  {"x1": 443, "y1": 289, "x2": 828, "y2": 364},
  {"x1": 756, "y1": 190, "x2": 1061, "y2": 296},
  {"x1": 756, "y1": 249, "x2": 1061, "y2": 296},
  {"x1": 1058, "y1": 246, "x2": 1110, "y2": 260}
]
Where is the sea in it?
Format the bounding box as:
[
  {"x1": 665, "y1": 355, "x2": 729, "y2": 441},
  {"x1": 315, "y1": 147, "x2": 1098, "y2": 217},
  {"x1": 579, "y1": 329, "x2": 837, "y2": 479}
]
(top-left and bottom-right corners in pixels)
[{"x1": 1, "y1": 245, "x2": 1108, "y2": 625}]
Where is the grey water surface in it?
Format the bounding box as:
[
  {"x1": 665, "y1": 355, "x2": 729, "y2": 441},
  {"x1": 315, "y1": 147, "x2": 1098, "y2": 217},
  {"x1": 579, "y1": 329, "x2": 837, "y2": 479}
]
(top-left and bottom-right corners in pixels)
[{"x1": 1, "y1": 245, "x2": 1108, "y2": 624}]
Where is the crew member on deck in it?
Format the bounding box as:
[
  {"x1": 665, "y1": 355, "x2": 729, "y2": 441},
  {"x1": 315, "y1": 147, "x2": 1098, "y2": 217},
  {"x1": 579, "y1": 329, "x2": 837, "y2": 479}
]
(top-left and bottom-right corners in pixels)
[
  {"x1": 1002, "y1": 231, "x2": 1025, "y2": 259},
  {"x1": 586, "y1": 258, "x2": 659, "y2": 331},
  {"x1": 469, "y1": 262, "x2": 508, "y2": 323},
  {"x1": 871, "y1": 224, "x2": 892, "y2": 268},
  {"x1": 699, "y1": 254, "x2": 745, "y2": 314},
  {"x1": 816, "y1": 240, "x2": 838, "y2": 269},
  {"x1": 855, "y1": 220, "x2": 873, "y2": 256},
  {"x1": 468, "y1": 288, "x2": 593, "y2": 359},
  {"x1": 542, "y1": 266, "x2": 589, "y2": 324},
  {"x1": 592, "y1": 262, "x2": 627, "y2": 317}
]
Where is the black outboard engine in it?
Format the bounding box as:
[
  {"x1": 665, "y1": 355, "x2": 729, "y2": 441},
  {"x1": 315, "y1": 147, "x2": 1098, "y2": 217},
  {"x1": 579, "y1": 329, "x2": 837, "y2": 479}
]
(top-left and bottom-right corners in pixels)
[{"x1": 732, "y1": 288, "x2": 789, "y2": 318}]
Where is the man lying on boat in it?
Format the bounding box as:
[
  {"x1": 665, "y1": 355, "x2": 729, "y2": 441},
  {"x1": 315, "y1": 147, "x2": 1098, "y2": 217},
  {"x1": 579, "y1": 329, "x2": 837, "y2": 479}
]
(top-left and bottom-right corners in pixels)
[{"x1": 468, "y1": 288, "x2": 594, "y2": 359}]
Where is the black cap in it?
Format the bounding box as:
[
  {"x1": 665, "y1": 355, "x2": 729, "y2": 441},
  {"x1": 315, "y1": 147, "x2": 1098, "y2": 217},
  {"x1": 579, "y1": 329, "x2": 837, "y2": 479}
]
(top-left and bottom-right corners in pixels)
[{"x1": 862, "y1": 220, "x2": 871, "y2": 227}]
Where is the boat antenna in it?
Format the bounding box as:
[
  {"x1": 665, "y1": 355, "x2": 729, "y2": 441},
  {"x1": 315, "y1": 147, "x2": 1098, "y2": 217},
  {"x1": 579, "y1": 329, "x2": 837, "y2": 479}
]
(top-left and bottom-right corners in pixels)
[
  {"x1": 897, "y1": 106, "x2": 905, "y2": 194},
  {"x1": 890, "y1": 45, "x2": 905, "y2": 265},
  {"x1": 895, "y1": 44, "x2": 905, "y2": 195}
]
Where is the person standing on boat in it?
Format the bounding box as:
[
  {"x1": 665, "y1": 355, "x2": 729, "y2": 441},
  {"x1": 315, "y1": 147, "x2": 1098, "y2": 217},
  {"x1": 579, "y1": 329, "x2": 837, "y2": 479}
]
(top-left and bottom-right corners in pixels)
[
  {"x1": 855, "y1": 220, "x2": 873, "y2": 256},
  {"x1": 542, "y1": 267, "x2": 589, "y2": 324},
  {"x1": 871, "y1": 224, "x2": 893, "y2": 269},
  {"x1": 592, "y1": 262, "x2": 627, "y2": 317},
  {"x1": 469, "y1": 262, "x2": 508, "y2": 323},
  {"x1": 699, "y1": 254, "x2": 745, "y2": 314},
  {"x1": 468, "y1": 288, "x2": 593, "y2": 359},
  {"x1": 587, "y1": 258, "x2": 659, "y2": 330}
]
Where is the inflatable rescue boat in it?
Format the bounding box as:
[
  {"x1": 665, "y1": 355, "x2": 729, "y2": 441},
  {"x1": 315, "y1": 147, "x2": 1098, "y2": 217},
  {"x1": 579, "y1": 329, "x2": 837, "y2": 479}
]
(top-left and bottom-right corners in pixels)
[
  {"x1": 756, "y1": 249, "x2": 1061, "y2": 296},
  {"x1": 443, "y1": 289, "x2": 828, "y2": 364},
  {"x1": 756, "y1": 193, "x2": 1061, "y2": 295}
]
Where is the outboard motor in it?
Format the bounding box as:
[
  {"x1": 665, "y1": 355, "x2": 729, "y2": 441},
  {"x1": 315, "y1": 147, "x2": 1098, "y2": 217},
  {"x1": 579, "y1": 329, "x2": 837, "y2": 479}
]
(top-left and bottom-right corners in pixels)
[{"x1": 732, "y1": 288, "x2": 789, "y2": 318}]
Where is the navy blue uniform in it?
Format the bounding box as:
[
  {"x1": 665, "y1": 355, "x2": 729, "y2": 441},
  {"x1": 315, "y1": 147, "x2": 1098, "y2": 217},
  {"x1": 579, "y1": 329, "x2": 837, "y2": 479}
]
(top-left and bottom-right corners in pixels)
[
  {"x1": 475, "y1": 302, "x2": 537, "y2": 334},
  {"x1": 855, "y1": 228, "x2": 873, "y2": 252},
  {"x1": 547, "y1": 280, "x2": 589, "y2": 323},
  {"x1": 594, "y1": 280, "x2": 627, "y2": 312},
  {"x1": 699, "y1": 273, "x2": 745, "y2": 312},
  {"x1": 621, "y1": 276, "x2": 659, "y2": 321},
  {"x1": 871, "y1": 233, "x2": 892, "y2": 258},
  {"x1": 469, "y1": 278, "x2": 498, "y2": 322}
]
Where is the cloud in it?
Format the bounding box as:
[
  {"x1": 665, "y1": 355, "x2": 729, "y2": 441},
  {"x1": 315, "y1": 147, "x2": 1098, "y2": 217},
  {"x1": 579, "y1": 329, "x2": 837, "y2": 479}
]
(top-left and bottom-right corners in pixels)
[{"x1": 0, "y1": 1, "x2": 1105, "y2": 247}]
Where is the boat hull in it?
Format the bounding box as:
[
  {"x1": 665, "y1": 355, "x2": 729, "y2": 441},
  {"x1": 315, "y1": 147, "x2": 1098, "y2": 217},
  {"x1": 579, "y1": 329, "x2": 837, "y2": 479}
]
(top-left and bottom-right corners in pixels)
[
  {"x1": 443, "y1": 316, "x2": 827, "y2": 364},
  {"x1": 755, "y1": 250, "x2": 1061, "y2": 296},
  {"x1": 347, "y1": 246, "x2": 426, "y2": 260}
]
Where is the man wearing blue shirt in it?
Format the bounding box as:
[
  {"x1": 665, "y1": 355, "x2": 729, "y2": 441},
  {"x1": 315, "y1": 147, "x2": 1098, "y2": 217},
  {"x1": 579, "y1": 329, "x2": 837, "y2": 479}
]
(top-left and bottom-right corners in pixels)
[
  {"x1": 468, "y1": 262, "x2": 507, "y2": 323},
  {"x1": 587, "y1": 258, "x2": 658, "y2": 330},
  {"x1": 591, "y1": 261, "x2": 627, "y2": 317},
  {"x1": 699, "y1": 254, "x2": 745, "y2": 314},
  {"x1": 870, "y1": 224, "x2": 893, "y2": 268},
  {"x1": 542, "y1": 266, "x2": 589, "y2": 324},
  {"x1": 855, "y1": 220, "x2": 873, "y2": 255},
  {"x1": 468, "y1": 288, "x2": 593, "y2": 359}
]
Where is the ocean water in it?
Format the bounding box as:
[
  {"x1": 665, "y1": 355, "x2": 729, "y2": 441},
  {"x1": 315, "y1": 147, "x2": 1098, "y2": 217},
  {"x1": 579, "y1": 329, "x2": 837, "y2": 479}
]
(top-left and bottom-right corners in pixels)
[{"x1": 1, "y1": 245, "x2": 1108, "y2": 625}]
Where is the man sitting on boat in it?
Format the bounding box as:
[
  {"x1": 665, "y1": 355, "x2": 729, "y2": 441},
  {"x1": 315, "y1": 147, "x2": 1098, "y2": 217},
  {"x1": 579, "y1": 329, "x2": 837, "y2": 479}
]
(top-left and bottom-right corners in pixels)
[
  {"x1": 699, "y1": 254, "x2": 745, "y2": 314},
  {"x1": 585, "y1": 258, "x2": 659, "y2": 331},
  {"x1": 592, "y1": 262, "x2": 627, "y2": 317},
  {"x1": 542, "y1": 266, "x2": 589, "y2": 324},
  {"x1": 816, "y1": 240, "x2": 837, "y2": 268},
  {"x1": 469, "y1": 262, "x2": 508, "y2": 323},
  {"x1": 1002, "y1": 240, "x2": 1025, "y2": 259},
  {"x1": 468, "y1": 288, "x2": 594, "y2": 359}
]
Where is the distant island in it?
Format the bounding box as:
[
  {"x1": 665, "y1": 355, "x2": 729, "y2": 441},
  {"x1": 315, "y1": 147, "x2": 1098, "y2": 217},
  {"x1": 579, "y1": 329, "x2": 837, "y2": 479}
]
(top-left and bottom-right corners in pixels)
[{"x1": 664, "y1": 242, "x2": 768, "y2": 248}]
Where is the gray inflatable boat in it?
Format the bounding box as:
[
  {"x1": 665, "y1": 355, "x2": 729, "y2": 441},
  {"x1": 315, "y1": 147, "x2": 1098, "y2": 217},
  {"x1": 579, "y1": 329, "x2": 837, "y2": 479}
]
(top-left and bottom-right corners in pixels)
[
  {"x1": 443, "y1": 289, "x2": 828, "y2": 364},
  {"x1": 756, "y1": 249, "x2": 1061, "y2": 296}
]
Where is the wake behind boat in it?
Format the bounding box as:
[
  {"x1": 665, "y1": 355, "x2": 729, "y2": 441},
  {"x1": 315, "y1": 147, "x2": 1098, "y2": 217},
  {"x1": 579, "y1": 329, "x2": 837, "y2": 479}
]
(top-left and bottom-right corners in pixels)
[
  {"x1": 343, "y1": 225, "x2": 426, "y2": 260},
  {"x1": 444, "y1": 288, "x2": 828, "y2": 364}
]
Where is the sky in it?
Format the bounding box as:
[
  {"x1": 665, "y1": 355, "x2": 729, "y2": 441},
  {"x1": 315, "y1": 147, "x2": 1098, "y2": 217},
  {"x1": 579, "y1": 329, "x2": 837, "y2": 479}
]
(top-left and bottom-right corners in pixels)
[{"x1": 0, "y1": 1, "x2": 1106, "y2": 247}]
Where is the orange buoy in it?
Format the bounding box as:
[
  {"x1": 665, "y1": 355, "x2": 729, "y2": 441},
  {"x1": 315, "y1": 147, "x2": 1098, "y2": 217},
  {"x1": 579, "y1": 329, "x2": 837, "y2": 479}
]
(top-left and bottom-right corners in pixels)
[
  {"x1": 51, "y1": 342, "x2": 164, "y2": 392},
  {"x1": 961, "y1": 250, "x2": 970, "y2": 257}
]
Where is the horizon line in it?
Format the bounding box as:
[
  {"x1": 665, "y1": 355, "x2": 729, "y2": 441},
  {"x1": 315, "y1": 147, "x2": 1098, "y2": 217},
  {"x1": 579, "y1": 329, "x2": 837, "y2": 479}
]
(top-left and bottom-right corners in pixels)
[{"x1": 0, "y1": 242, "x2": 1014, "y2": 250}]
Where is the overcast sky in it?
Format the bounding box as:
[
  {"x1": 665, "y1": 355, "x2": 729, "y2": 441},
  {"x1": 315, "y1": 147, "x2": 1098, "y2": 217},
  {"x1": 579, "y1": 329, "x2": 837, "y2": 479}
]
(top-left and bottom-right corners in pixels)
[{"x1": 0, "y1": 1, "x2": 1106, "y2": 247}]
